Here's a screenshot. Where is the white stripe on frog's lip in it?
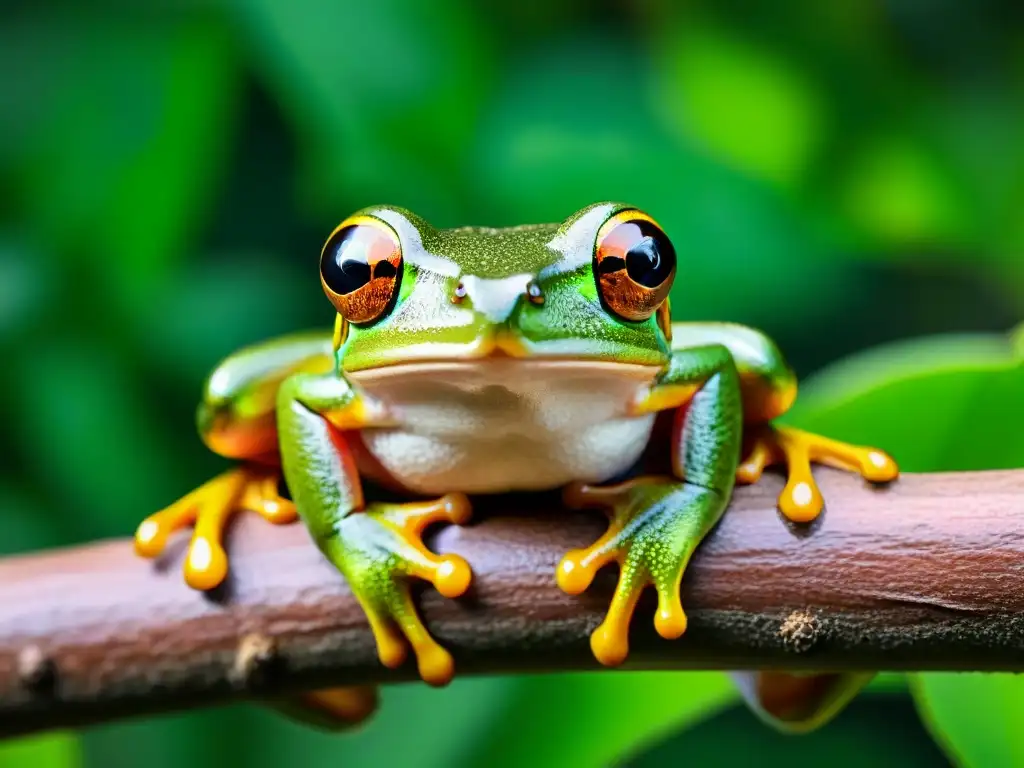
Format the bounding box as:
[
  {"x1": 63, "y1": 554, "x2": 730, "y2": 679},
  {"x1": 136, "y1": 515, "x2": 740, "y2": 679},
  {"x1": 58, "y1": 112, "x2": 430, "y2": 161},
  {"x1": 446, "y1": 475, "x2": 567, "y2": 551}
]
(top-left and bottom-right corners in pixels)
[{"x1": 459, "y1": 273, "x2": 534, "y2": 322}]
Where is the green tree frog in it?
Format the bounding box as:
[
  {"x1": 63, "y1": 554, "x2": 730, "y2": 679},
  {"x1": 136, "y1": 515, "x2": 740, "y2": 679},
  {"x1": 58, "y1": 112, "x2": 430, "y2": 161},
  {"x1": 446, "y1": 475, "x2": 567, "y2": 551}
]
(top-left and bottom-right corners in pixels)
[{"x1": 134, "y1": 202, "x2": 898, "y2": 730}]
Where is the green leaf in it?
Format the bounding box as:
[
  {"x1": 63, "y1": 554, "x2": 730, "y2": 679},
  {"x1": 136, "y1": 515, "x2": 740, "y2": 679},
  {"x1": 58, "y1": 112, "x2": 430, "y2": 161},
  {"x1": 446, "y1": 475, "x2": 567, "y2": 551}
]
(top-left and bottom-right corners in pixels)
[
  {"x1": 82, "y1": 708, "x2": 255, "y2": 768},
  {"x1": 0, "y1": 482, "x2": 62, "y2": 555},
  {"x1": 458, "y1": 672, "x2": 736, "y2": 768},
  {"x1": 867, "y1": 672, "x2": 910, "y2": 694},
  {"x1": 138, "y1": 250, "x2": 332, "y2": 389},
  {"x1": 10, "y1": 8, "x2": 239, "y2": 315},
  {"x1": 626, "y1": 691, "x2": 950, "y2": 767},
  {"x1": 0, "y1": 239, "x2": 51, "y2": 344},
  {"x1": 837, "y1": 132, "x2": 973, "y2": 252},
  {"x1": 908, "y1": 75, "x2": 1024, "y2": 277},
  {"x1": 787, "y1": 326, "x2": 1024, "y2": 472},
  {"x1": 8, "y1": 339, "x2": 186, "y2": 539},
  {"x1": 787, "y1": 323, "x2": 1024, "y2": 766},
  {"x1": 0, "y1": 732, "x2": 80, "y2": 768},
  {"x1": 912, "y1": 674, "x2": 1024, "y2": 768},
  {"x1": 653, "y1": 23, "x2": 825, "y2": 189},
  {"x1": 232, "y1": 0, "x2": 493, "y2": 221}
]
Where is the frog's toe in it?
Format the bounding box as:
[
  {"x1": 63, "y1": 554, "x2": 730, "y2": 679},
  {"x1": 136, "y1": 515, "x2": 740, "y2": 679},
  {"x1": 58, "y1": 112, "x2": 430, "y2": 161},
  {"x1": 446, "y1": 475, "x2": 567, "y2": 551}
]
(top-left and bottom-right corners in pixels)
[
  {"x1": 735, "y1": 438, "x2": 772, "y2": 485},
  {"x1": 738, "y1": 425, "x2": 899, "y2": 523},
  {"x1": 558, "y1": 477, "x2": 723, "y2": 667},
  {"x1": 377, "y1": 491, "x2": 474, "y2": 534},
  {"x1": 330, "y1": 494, "x2": 473, "y2": 687},
  {"x1": 381, "y1": 585, "x2": 457, "y2": 686},
  {"x1": 558, "y1": 483, "x2": 629, "y2": 596},
  {"x1": 239, "y1": 473, "x2": 298, "y2": 524},
  {"x1": 589, "y1": 571, "x2": 645, "y2": 667},
  {"x1": 134, "y1": 496, "x2": 196, "y2": 559},
  {"x1": 135, "y1": 466, "x2": 296, "y2": 591}
]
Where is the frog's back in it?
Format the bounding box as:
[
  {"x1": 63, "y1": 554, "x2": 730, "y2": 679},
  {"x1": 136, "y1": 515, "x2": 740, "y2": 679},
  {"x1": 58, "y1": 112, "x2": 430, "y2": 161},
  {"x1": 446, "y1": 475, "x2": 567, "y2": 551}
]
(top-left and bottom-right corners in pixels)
[{"x1": 430, "y1": 222, "x2": 562, "y2": 278}]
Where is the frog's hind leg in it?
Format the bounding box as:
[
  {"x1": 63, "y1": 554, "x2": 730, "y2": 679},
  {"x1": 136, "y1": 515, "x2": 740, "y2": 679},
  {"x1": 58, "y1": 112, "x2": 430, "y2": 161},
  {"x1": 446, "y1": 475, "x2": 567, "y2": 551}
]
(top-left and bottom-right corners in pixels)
[
  {"x1": 736, "y1": 425, "x2": 899, "y2": 523},
  {"x1": 267, "y1": 686, "x2": 380, "y2": 732},
  {"x1": 135, "y1": 331, "x2": 335, "y2": 590},
  {"x1": 558, "y1": 344, "x2": 743, "y2": 665},
  {"x1": 731, "y1": 671, "x2": 875, "y2": 734},
  {"x1": 668, "y1": 321, "x2": 899, "y2": 523},
  {"x1": 135, "y1": 332, "x2": 386, "y2": 731},
  {"x1": 135, "y1": 464, "x2": 296, "y2": 590},
  {"x1": 135, "y1": 463, "x2": 380, "y2": 732}
]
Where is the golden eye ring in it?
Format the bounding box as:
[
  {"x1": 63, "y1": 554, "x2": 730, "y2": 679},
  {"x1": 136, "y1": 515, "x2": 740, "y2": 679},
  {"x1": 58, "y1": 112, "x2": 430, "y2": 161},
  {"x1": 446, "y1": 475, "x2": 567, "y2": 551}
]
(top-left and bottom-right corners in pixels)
[
  {"x1": 592, "y1": 209, "x2": 676, "y2": 322},
  {"x1": 320, "y1": 215, "x2": 403, "y2": 325}
]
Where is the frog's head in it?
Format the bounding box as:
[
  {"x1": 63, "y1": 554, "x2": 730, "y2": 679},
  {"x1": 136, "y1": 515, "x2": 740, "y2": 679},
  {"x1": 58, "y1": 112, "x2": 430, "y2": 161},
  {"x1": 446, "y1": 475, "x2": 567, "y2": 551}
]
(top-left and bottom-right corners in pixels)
[{"x1": 320, "y1": 202, "x2": 676, "y2": 373}]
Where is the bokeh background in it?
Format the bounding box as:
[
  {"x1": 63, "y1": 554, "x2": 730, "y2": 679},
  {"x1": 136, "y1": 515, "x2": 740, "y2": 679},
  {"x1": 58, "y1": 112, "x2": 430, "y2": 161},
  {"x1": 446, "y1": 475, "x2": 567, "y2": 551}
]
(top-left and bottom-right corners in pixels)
[{"x1": 3, "y1": 1, "x2": 1024, "y2": 766}]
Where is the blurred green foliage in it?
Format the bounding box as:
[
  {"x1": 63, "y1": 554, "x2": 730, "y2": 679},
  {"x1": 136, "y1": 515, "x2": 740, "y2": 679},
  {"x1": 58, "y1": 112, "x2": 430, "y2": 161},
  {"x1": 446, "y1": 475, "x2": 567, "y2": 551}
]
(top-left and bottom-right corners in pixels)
[{"x1": 2, "y1": 0, "x2": 1023, "y2": 765}]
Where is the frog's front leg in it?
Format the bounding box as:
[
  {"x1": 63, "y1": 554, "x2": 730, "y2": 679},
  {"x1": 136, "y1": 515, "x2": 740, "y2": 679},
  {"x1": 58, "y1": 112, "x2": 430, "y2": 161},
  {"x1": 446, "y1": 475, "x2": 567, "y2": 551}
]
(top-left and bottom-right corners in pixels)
[
  {"x1": 277, "y1": 372, "x2": 473, "y2": 686},
  {"x1": 668, "y1": 323, "x2": 898, "y2": 732},
  {"x1": 133, "y1": 333, "x2": 392, "y2": 728},
  {"x1": 557, "y1": 344, "x2": 742, "y2": 665}
]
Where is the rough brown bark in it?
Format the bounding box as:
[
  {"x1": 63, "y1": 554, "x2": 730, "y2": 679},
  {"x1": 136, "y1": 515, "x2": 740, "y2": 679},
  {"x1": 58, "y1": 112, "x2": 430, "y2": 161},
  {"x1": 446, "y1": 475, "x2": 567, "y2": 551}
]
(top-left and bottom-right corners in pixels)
[{"x1": 1, "y1": 468, "x2": 1022, "y2": 738}]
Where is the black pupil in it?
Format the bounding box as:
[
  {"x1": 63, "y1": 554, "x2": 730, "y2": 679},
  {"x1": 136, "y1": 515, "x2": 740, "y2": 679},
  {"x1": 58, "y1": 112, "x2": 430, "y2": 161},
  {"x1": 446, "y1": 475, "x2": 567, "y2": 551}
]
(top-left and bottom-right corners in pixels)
[
  {"x1": 624, "y1": 222, "x2": 675, "y2": 288},
  {"x1": 320, "y1": 226, "x2": 386, "y2": 295}
]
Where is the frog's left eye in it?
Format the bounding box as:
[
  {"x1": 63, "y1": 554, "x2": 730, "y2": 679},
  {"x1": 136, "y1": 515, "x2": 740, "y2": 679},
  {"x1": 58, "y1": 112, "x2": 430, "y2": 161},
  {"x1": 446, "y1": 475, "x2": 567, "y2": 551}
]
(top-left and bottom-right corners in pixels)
[
  {"x1": 320, "y1": 216, "x2": 403, "y2": 324},
  {"x1": 592, "y1": 209, "x2": 676, "y2": 322}
]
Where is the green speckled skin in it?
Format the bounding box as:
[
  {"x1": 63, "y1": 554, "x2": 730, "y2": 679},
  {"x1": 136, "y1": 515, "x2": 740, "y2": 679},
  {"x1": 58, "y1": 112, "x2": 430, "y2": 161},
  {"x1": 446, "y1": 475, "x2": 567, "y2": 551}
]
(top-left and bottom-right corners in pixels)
[
  {"x1": 338, "y1": 203, "x2": 668, "y2": 371},
  {"x1": 173, "y1": 202, "x2": 887, "y2": 731},
  {"x1": 556, "y1": 342, "x2": 743, "y2": 664},
  {"x1": 270, "y1": 202, "x2": 754, "y2": 682}
]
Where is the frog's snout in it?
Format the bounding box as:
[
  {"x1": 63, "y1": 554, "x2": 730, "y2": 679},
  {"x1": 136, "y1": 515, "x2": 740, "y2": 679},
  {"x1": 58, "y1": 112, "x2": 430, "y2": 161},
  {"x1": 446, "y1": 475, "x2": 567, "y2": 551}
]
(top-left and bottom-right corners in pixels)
[{"x1": 457, "y1": 273, "x2": 540, "y2": 323}]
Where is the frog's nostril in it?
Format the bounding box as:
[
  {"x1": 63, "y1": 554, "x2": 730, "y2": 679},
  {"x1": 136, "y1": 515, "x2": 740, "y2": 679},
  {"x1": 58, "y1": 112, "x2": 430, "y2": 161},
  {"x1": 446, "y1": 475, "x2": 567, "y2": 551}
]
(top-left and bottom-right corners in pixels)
[{"x1": 526, "y1": 280, "x2": 544, "y2": 306}]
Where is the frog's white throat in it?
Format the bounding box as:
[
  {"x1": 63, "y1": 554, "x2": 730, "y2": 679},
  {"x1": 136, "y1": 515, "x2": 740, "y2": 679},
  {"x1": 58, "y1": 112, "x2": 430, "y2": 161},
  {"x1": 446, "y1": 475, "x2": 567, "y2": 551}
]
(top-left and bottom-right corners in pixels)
[{"x1": 348, "y1": 360, "x2": 661, "y2": 496}]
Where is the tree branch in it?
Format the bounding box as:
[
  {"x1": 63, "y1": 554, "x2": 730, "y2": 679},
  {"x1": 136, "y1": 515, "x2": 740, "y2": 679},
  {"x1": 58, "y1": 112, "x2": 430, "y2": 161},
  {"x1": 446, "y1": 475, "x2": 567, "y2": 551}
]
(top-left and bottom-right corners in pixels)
[{"x1": 1, "y1": 468, "x2": 1022, "y2": 737}]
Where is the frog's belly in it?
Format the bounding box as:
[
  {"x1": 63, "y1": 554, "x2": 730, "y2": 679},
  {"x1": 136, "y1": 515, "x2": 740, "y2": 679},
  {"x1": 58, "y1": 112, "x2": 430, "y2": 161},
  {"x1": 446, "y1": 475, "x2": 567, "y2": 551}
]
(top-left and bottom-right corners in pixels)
[
  {"x1": 349, "y1": 360, "x2": 660, "y2": 496},
  {"x1": 361, "y1": 416, "x2": 655, "y2": 495}
]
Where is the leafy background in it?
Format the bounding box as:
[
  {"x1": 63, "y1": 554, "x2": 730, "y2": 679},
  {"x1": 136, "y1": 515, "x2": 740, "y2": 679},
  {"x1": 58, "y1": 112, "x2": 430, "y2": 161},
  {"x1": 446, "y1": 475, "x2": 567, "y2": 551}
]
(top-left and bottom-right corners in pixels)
[{"x1": 2, "y1": 0, "x2": 1023, "y2": 766}]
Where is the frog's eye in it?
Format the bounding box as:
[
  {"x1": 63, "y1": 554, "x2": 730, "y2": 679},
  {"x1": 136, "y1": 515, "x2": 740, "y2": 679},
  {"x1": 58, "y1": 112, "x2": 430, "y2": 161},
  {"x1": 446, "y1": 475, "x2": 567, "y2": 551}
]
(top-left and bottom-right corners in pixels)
[
  {"x1": 320, "y1": 216, "x2": 403, "y2": 324},
  {"x1": 593, "y1": 210, "x2": 676, "y2": 322}
]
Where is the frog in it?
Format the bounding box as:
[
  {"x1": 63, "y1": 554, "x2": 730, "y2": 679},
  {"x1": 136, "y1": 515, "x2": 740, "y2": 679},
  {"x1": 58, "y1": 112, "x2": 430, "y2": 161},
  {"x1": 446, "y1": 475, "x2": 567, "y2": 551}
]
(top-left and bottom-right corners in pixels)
[{"x1": 134, "y1": 202, "x2": 899, "y2": 731}]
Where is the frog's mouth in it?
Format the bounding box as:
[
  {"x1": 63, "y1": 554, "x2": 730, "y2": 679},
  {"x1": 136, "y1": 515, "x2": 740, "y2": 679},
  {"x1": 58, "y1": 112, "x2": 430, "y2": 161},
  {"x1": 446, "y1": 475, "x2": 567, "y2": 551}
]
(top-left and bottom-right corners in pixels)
[
  {"x1": 342, "y1": 326, "x2": 669, "y2": 377},
  {"x1": 348, "y1": 357, "x2": 660, "y2": 378},
  {"x1": 347, "y1": 331, "x2": 662, "y2": 381}
]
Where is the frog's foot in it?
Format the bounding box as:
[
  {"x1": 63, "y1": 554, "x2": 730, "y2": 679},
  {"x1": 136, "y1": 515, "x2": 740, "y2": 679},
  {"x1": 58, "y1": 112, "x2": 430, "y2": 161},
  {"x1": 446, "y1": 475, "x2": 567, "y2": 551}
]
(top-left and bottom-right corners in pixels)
[
  {"x1": 271, "y1": 685, "x2": 379, "y2": 732},
  {"x1": 557, "y1": 477, "x2": 725, "y2": 667},
  {"x1": 134, "y1": 466, "x2": 297, "y2": 590},
  {"x1": 731, "y1": 671, "x2": 873, "y2": 733},
  {"x1": 736, "y1": 425, "x2": 899, "y2": 523},
  {"x1": 328, "y1": 494, "x2": 473, "y2": 687}
]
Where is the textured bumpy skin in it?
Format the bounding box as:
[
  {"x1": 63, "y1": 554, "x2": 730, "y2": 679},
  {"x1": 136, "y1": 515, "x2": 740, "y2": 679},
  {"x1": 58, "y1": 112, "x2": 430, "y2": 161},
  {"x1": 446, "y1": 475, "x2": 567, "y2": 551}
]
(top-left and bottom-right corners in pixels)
[
  {"x1": 559, "y1": 343, "x2": 743, "y2": 664},
  {"x1": 134, "y1": 202, "x2": 899, "y2": 733}
]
